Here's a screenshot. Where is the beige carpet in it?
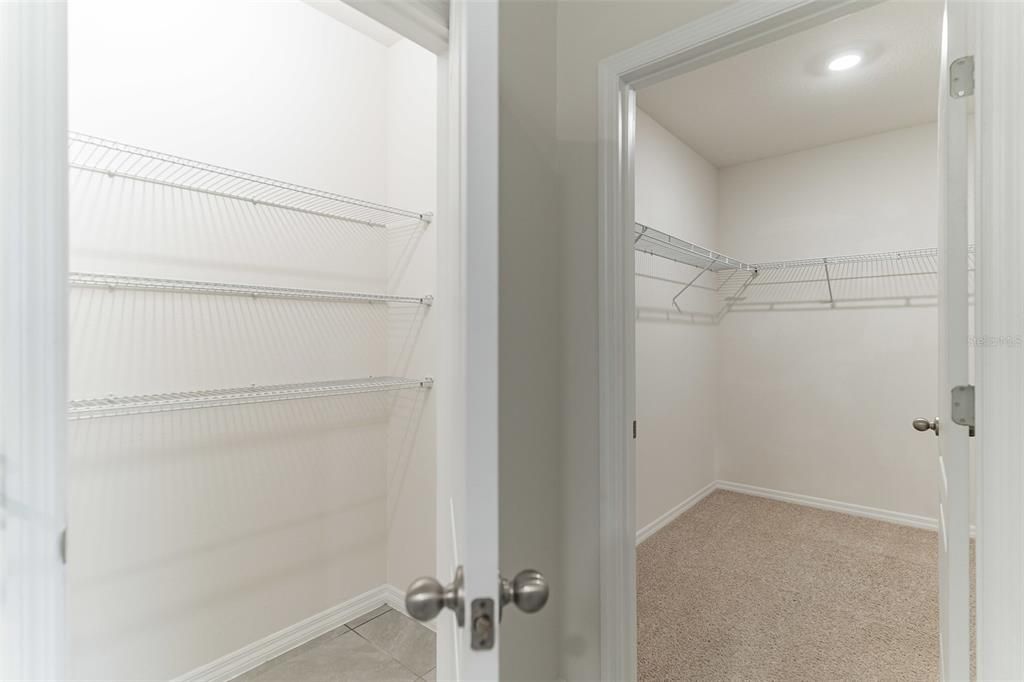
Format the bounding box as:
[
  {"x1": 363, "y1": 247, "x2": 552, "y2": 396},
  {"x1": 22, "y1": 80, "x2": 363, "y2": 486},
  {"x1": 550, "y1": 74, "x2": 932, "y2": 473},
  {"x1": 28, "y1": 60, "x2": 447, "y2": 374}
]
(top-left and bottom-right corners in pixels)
[{"x1": 637, "y1": 490, "x2": 958, "y2": 681}]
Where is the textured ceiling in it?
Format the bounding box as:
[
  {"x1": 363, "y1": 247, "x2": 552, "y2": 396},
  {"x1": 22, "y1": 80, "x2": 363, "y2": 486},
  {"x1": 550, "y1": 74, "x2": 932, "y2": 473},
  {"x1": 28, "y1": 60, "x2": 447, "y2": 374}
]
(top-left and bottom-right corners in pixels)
[{"x1": 637, "y1": 1, "x2": 944, "y2": 168}]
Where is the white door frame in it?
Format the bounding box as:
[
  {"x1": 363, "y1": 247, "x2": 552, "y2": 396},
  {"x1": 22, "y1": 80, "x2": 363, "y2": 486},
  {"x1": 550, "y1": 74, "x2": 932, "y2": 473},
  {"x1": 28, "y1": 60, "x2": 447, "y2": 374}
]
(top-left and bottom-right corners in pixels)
[
  {"x1": 974, "y1": 3, "x2": 1024, "y2": 680},
  {"x1": 595, "y1": 1, "x2": 1016, "y2": 679},
  {"x1": 0, "y1": 2, "x2": 69, "y2": 680}
]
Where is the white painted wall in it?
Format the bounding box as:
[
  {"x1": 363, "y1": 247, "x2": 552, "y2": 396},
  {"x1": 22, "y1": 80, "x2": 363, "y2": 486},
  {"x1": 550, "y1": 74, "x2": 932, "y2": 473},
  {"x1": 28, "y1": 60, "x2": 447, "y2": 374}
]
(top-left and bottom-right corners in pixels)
[
  {"x1": 716, "y1": 123, "x2": 940, "y2": 520},
  {"x1": 553, "y1": 4, "x2": 726, "y2": 678},
  {"x1": 384, "y1": 40, "x2": 438, "y2": 594},
  {"x1": 634, "y1": 110, "x2": 718, "y2": 533},
  {"x1": 67, "y1": 1, "x2": 435, "y2": 678}
]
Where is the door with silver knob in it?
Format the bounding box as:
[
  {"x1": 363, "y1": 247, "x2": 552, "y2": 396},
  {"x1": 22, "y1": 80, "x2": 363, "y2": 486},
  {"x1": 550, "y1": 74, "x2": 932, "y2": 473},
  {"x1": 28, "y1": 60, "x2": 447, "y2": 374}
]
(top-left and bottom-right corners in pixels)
[
  {"x1": 500, "y1": 569, "x2": 549, "y2": 617},
  {"x1": 406, "y1": 567, "x2": 549, "y2": 651},
  {"x1": 406, "y1": 566, "x2": 464, "y2": 626}
]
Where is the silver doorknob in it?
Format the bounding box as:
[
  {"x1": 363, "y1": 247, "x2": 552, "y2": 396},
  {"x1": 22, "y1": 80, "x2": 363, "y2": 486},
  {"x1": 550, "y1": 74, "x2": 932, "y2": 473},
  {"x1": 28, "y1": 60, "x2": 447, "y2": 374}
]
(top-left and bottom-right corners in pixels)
[
  {"x1": 405, "y1": 565, "x2": 464, "y2": 626},
  {"x1": 912, "y1": 417, "x2": 939, "y2": 435},
  {"x1": 500, "y1": 569, "x2": 549, "y2": 616}
]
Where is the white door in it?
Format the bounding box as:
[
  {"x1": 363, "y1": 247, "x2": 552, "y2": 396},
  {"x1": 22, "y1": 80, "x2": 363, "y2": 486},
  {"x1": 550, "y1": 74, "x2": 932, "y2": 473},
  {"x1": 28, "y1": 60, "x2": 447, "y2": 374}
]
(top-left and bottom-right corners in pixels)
[
  {"x1": 936, "y1": 1, "x2": 971, "y2": 679},
  {"x1": 0, "y1": 2, "x2": 68, "y2": 679},
  {"x1": 432, "y1": 0, "x2": 501, "y2": 679}
]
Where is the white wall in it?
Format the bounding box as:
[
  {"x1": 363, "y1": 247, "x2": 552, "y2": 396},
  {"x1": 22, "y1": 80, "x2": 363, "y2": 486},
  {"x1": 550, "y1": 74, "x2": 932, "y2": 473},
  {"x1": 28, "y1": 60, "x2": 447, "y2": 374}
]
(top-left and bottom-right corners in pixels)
[
  {"x1": 634, "y1": 110, "x2": 718, "y2": 533},
  {"x1": 67, "y1": 1, "x2": 435, "y2": 678},
  {"x1": 384, "y1": 40, "x2": 437, "y2": 594},
  {"x1": 553, "y1": 3, "x2": 727, "y2": 678},
  {"x1": 716, "y1": 123, "x2": 940, "y2": 519}
]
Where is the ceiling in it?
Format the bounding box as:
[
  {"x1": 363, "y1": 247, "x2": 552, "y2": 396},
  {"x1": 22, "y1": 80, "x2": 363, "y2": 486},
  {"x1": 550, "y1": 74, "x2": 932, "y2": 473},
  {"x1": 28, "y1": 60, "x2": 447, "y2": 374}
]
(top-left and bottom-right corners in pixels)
[{"x1": 636, "y1": 1, "x2": 944, "y2": 168}]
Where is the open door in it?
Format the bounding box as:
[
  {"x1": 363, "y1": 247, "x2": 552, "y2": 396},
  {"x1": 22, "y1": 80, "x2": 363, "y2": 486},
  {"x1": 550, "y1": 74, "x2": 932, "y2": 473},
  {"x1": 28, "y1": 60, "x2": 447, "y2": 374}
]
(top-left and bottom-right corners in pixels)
[
  {"x1": 412, "y1": 1, "x2": 502, "y2": 679},
  {"x1": 1, "y1": 3, "x2": 68, "y2": 680},
  {"x1": 936, "y1": 1, "x2": 972, "y2": 679}
]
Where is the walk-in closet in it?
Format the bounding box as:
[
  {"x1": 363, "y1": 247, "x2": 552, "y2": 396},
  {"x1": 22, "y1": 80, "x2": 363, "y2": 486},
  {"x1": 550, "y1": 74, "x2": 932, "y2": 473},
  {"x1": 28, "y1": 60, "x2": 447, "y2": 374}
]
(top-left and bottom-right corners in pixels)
[
  {"x1": 632, "y1": 2, "x2": 973, "y2": 679},
  {"x1": 67, "y1": 1, "x2": 439, "y2": 679}
]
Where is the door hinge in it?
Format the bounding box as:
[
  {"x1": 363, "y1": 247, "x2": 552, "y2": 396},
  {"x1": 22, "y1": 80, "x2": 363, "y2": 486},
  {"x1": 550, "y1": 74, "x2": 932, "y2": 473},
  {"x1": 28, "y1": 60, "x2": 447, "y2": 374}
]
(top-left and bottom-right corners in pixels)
[
  {"x1": 60, "y1": 527, "x2": 67, "y2": 564},
  {"x1": 633, "y1": 420, "x2": 637, "y2": 439},
  {"x1": 950, "y1": 56, "x2": 975, "y2": 98},
  {"x1": 951, "y1": 384, "x2": 975, "y2": 437}
]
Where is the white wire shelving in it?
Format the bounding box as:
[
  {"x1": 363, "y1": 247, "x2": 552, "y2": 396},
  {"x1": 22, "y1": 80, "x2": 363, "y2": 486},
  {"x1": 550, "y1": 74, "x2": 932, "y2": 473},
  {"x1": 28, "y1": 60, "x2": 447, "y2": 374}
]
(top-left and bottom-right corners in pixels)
[
  {"x1": 69, "y1": 272, "x2": 432, "y2": 305},
  {"x1": 68, "y1": 376, "x2": 433, "y2": 421},
  {"x1": 68, "y1": 132, "x2": 430, "y2": 228},
  {"x1": 634, "y1": 223, "x2": 753, "y2": 273},
  {"x1": 634, "y1": 221, "x2": 975, "y2": 319}
]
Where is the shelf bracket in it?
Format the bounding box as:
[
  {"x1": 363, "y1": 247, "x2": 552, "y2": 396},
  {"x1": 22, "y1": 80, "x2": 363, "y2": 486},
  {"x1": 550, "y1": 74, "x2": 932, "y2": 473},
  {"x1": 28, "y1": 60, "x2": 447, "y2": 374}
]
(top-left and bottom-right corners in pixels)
[
  {"x1": 672, "y1": 262, "x2": 714, "y2": 312},
  {"x1": 823, "y1": 259, "x2": 835, "y2": 306}
]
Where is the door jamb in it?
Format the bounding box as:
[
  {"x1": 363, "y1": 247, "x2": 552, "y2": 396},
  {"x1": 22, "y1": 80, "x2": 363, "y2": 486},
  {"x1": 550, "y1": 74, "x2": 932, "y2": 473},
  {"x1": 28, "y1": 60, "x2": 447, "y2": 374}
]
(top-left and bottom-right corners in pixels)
[{"x1": 596, "y1": 2, "x2": 939, "y2": 679}]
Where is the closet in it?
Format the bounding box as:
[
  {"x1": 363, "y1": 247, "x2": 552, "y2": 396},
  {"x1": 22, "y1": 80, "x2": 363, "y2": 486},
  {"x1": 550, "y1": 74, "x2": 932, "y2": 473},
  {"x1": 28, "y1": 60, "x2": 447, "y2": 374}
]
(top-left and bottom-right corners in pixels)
[
  {"x1": 67, "y1": 1, "x2": 438, "y2": 679},
  {"x1": 631, "y1": 2, "x2": 972, "y2": 679}
]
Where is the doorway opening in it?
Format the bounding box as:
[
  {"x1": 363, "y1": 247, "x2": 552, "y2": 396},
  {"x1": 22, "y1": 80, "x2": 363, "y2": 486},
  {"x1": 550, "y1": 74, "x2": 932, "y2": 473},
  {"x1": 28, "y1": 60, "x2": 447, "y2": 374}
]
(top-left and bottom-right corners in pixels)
[
  {"x1": 599, "y1": 1, "x2": 976, "y2": 679},
  {"x1": 66, "y1": 1, "x2": 444, "y2": 679}
]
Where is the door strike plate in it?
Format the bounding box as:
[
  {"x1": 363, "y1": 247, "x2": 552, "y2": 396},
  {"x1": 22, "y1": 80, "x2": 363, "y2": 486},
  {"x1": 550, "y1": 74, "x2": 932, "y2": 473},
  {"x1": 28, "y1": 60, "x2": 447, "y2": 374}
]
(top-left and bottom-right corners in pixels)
[
  {"x1": 950, "y1": 56, "x2": 974, "y2": 98},
  {"x1": 951, "y1": 384, "x2": 975, "y2": 437},
  {"x1": 470, "y1": 598, "x2": 496, "y2": 650}
]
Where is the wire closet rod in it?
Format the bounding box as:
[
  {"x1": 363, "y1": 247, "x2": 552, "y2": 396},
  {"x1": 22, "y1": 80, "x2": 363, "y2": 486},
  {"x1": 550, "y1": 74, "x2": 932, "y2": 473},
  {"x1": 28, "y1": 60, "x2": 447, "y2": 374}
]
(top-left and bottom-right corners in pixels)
[
  {"x1": 68, "y1": 376, "x2": 434, "y2": 420},
  {"x1": 70, "y1": 272, "x2": 432, "y2": 306},
  {"x1": 68, "y1": 132, "x2": 430, "y2": 228}
]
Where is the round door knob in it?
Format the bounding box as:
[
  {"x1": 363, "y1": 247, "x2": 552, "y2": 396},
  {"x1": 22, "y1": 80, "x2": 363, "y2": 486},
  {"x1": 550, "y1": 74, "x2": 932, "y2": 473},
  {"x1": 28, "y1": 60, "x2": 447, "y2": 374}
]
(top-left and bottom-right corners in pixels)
[
  {"x1": 405, "y1": 566, "x2": 464, "y2": 625},
  {"x1": 912, "y1": 417, "x2": 939, "y2": 435},
  {"x1": 406, "y1": 577, "x2": 445, "y2": 621},
  {"x1": 500, "y1": 569, "x2": 549, "y2": 614}
]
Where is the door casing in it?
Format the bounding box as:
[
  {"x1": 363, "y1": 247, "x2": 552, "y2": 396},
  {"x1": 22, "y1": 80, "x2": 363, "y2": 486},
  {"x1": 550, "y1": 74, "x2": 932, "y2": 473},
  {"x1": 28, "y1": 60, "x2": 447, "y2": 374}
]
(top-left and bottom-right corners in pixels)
[{"x1": 595, "y1": 1, "x2": 1009, "y2": 679}]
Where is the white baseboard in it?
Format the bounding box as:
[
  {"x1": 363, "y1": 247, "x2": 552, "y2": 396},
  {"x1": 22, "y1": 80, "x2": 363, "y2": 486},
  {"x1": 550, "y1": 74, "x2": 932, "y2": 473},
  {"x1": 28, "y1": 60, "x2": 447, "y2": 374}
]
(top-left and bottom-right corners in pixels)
[
  {"x1": 715, "y1": 480, "x2": 942, "y2": 531},
  {"x1": 638, "y1": 479, "x2": 976, "y2": 544},
  {"x1": 173, "y1": 585, "x2": 391, "y2": 682},
  {"x1": 636, "y1": 481, "x2": 717, "y2": 545}
]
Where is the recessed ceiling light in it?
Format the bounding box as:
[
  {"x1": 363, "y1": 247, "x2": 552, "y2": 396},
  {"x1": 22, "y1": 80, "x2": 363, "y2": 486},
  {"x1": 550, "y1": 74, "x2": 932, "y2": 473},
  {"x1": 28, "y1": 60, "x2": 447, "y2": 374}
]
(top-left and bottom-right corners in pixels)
[{"x1": 827, "y1": 52, "x2": 862, "y2": 72}]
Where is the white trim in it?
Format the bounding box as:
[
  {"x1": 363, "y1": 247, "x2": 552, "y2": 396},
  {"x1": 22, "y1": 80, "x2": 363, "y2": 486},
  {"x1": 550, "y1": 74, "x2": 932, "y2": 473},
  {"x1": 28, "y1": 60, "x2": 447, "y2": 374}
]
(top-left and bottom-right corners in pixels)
[
  {"x1": 0, "y1": 3, "x2": 68, "y2": 679},
  {"x1": 597, "y1": 3, "x2": 874, "y2": 680},
  {"x1": 716, "y1": 481, "x2": 948, "y2": 532},
  {"x1": 173, "y1": 586, "x2": 394, "y2": 682},
  {"x1": 975, "y1": 3, "x2": 1024, "y2": 679},
  {"x1": 636, "y1": 482, "x2": 717, "y2": 545},
  {"x1": 345, "y1": 0, "x2": 448, "y2": 55}
]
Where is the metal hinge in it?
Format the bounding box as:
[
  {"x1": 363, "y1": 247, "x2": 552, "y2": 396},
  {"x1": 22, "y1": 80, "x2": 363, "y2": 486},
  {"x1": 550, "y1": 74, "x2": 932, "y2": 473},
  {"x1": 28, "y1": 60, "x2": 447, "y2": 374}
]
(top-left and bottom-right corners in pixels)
[
  {"x1": 633, "y1": 420, "x2": 637, "y2": 439},
  {"x1": 60, "y1": 527, "x2": 67, "y2": 564},
  {"x1": 950, "y1": 56, "x2": 975, "y2": 98},
  {"x1": 951, "y1": 385, "x2": 975, "y2": 436}
]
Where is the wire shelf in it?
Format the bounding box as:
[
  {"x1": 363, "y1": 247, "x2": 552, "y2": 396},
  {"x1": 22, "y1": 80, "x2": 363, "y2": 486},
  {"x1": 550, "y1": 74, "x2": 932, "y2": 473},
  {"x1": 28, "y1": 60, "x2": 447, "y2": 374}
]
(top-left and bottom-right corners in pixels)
[
  {"x1": 634, "y1": 223, "x2": 975, "y2": 320},
  {"x1": 634, "y1": 223, "x2": 753, "y2": 273},
  {"x1": 68, "y1": 132, "x2": 429, "y2": 228},
  {"x1": 68, "y1": 376, "x2": 433, "y2": 420},
  {"x1": 70, "y1": 272, "x2": 432, "y2": 305}
]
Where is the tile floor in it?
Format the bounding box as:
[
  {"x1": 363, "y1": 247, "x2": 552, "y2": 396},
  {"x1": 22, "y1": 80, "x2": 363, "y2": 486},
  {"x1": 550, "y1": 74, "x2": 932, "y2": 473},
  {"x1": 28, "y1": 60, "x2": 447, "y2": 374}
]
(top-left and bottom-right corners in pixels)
[{"x1": 234, "y1": 606, "x2": 436, "y2": 682}]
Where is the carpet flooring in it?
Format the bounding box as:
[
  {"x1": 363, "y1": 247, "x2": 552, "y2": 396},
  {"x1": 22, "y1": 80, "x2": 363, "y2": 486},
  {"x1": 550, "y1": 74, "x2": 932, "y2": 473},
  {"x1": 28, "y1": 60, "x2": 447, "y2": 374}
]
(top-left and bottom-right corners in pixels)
[{"x1": 637, "y1": 490, "x2": 964, "y2": 681}]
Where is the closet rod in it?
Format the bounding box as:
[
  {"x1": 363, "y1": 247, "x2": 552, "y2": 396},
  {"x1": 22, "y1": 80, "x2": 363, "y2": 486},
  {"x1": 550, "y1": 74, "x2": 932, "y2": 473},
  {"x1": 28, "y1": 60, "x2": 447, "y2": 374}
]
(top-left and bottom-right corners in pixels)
[
  {"x1": 68, "y1": 376, "x2": 434, "y2": 420},
  {"x1": 70, "y1": 272, "x2": 432, "y2": 305},
  {"x1": 68, "y1": 132, "x2": 430, "y2": 228}
]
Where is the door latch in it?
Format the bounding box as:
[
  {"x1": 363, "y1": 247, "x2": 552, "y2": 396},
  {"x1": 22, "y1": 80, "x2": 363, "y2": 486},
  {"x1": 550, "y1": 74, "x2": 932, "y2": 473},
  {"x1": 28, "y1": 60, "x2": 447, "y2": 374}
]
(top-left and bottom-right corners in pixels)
[
  {"x1": 951, "y1": 384, "x2": 975, "y2": 437},
  {"x1": 471, "y1": 598, "x2": 495, "y2": 650}
]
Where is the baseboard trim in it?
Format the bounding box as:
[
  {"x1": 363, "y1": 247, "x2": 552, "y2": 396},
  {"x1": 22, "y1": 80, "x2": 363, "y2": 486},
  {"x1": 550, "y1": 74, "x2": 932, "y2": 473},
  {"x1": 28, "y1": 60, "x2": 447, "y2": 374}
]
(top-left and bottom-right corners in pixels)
[
  {"x1": 636, "y1": 481, "x2": 717, "y2": 545},
  {"x1": 173, "y1": 585, "x2": 391, "y2": 682},
  {"x1": 715, "y1": 480, "x2": 941, "y2": 531}
]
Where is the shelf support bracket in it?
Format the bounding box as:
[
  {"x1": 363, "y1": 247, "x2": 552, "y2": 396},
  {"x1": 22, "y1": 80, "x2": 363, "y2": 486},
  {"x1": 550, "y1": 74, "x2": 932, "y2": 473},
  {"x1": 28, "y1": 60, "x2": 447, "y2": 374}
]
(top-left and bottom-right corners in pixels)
[
  {"x1": 672, "y1": 262, "x2": 714, "y2": 312},
  {"x1": 823, "y1": 259, "x2": 835, "y2": 306}
]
